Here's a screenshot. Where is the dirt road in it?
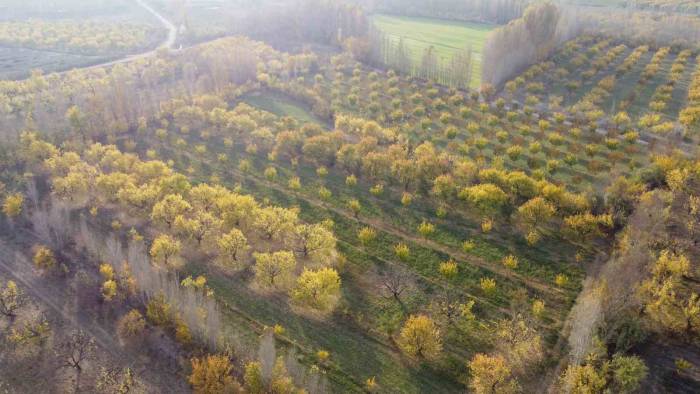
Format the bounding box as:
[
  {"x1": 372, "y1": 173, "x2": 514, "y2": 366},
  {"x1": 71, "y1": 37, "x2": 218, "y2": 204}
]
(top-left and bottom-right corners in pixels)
[{"x1": 61, "y1": 0, "x2": 178, "y2": 74}]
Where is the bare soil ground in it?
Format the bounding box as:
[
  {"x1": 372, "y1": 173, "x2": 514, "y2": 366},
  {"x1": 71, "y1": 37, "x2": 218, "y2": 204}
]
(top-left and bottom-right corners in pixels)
[
  {"x1": 634, "y1": 338, "x2": 700, "y2": 393},
  {"x1": 0, "y1": 224, "x2": 189, "y2": 393}
]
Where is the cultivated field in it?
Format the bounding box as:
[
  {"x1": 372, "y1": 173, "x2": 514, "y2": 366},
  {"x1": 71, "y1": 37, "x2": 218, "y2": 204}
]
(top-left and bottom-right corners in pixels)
[
  {"x1": 0, "y1": 46, "x2": 107, "y2": 80},
  {"x1": 506, "y1": 35, "x2": 697, "y2": 125},
  {"x1": 371, "y1": 14, "x2": 495, "y2": 88},
  {"x1": 0, "y1": 0, "x2": 164, "y2": 78},
  {"x1": 123, "y1": 50, "x2": 594, "y2": 390},
  {"x1": 2, "y1": 1, "x2": 699, "y2": 392}
]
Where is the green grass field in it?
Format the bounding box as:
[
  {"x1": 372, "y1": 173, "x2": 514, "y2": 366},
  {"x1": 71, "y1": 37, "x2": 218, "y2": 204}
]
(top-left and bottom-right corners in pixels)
[
  {"x1": 242, "y1": 91, "x2": 323, "y2": 124},
  {"x1": 371, "y1": 14, "x2": 495, "y2": 88}
]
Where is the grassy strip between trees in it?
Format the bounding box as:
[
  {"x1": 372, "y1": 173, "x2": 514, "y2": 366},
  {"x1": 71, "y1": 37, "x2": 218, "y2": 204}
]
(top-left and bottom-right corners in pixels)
[{"x1": 129, "y1": 127, "x2": 582, "y2": 390}]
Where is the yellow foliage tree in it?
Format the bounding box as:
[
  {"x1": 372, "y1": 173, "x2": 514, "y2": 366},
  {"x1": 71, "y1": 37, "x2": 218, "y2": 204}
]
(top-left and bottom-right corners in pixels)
[
  {"x1": 253, "y1": 251, "x2": 296, "y2": 289},
  {"x1": 0, "y1": 280, "x2": 24, "y2": 319},
  {"x1": 397, "y1": 315, "x2": 442, "y2": 361},
  {"x1": 189, "y1": 354, "x2": 241, "y2": 394},
  {"x1": 217, "y1": 229, "x2": 248, "y2": 268},
  {"x1": 468, "y1": 353, "x2": 519, "y2": 394},
  {"x1": 151, "y1": 194, "x2": 192, "y2": 229},
  {"x1": 149, "y1": 234, "x2": 182, "y2": 271},
  {"x1": 293, "y1": 224, "x2": 336, "y2": 266},
  {"x1": 290, "y1": 268, "x2": 341, "y2": 312},
  {"x1": 117, "y1": 309, "x2": 146, "y2": 341},
  {"x1": 639, "y1": 250, "x2": 700, "y2": 336},
  {"x1": 2, "y1": 193, "x2": 24, "y2": 218},
  {"x1": 33, "y1": 245, "x2": 56, "y2": 271}
]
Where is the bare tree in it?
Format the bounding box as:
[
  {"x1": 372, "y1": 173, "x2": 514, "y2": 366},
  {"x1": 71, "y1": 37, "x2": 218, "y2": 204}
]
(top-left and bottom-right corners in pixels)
[
  {"x1": 434, "y1": 291, "x2": 462, "y2": 324},
  {"x1": 380, "y1": 268, "x2": 411, "y2": 307},
  {"x1": 56, "y1": 330, "x2": 96, "y2": 393}
]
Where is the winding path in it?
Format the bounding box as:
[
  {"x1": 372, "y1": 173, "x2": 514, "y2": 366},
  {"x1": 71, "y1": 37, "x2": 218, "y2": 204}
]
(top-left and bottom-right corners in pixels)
[
  {"x1": 64, "y1": 0, "x2": 178, "y2": 73},
  {"x1": 137, "y1": 0, "x2": 177, "y2": 51}
]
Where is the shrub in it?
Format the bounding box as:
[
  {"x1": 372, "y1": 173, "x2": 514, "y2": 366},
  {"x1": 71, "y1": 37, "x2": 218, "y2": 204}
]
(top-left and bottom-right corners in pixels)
[
  {"x1": 480, "y1": 278, "x2": 496, "y2": 295},
  {"x1": 33, "y1": 245, "x2": 56, "y2": 271},
  {"x1": 394, "y1": 243, "x2": 410, "y2": 261},
  {"x1": 418, "y1": 221, "x2": 435, "y2": 237},
  {"x1": 502, "y1": 255, "x2": 518, "y2": 270},
  {"x1": 438, "y1": 260, "x2": 458, "y2": 279},
  {"x1": 117, "y1": 309, "x2": 146, "y2": 341}
]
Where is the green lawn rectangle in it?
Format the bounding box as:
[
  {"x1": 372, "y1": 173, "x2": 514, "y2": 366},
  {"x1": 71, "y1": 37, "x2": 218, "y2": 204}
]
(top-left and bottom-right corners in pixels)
[
  {"x1": 242, "y1": 91, "x2": 322, "y2": 124},
  {"x1": 371, "y1": 14, "x2": 496, "y2": 88}
]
